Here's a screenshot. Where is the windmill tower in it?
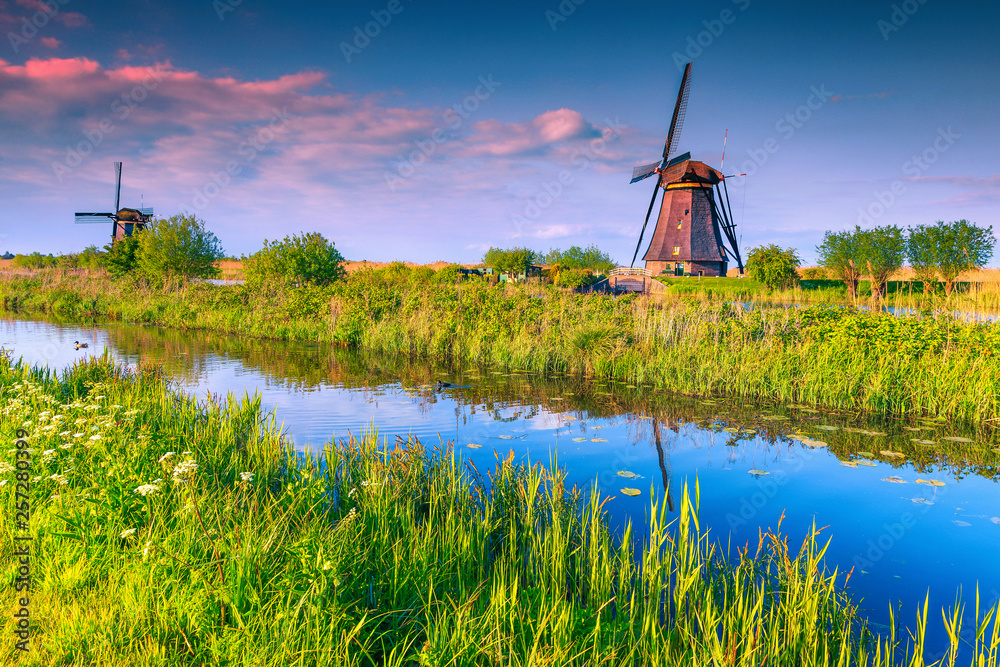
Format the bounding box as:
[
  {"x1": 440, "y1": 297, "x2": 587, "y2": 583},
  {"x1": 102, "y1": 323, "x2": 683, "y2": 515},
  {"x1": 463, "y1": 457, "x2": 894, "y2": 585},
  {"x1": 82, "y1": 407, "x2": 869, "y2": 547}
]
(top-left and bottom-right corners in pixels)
[
  {"x1": 629, "y1": 63, "x2": 743, "y2": 277},
  {"x1": 74, "y1": 162, "x2": 154, "y2": 243}
]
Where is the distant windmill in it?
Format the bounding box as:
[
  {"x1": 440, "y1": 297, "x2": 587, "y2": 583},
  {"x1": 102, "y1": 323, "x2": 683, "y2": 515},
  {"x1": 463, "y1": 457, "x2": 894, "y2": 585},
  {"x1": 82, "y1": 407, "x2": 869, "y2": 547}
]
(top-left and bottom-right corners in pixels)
[
  {"x1": 629, "y1": 62, "x2": 743, "y2": 277},
  {"x1": 74, "y1": 162, "x2": 154, "y2": 243}
]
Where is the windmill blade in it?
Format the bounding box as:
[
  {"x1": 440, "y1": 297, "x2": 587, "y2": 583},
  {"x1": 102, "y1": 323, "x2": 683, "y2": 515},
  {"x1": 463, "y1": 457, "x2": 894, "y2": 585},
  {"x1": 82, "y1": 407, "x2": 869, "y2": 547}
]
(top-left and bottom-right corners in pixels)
[
  {"x1": 661, "y1": 62, "x2": 692, "y2": 162},
  {"x1": 113, "y1": 162, "x2": 122, "y2": 213},
  {"x1": 630, "y1": 178, "x2": 662, "y2": 267},
  {"x1": 75, "y1": 213, "x2": 115, "y2": 224},
  {"x1": 630, "y1": 161, "x2": 661, "y2": 184}
]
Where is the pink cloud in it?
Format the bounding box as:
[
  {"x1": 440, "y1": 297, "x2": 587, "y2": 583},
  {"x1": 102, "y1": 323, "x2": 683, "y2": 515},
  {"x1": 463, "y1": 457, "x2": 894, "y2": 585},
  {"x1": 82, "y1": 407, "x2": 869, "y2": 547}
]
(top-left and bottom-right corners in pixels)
[
  {"x1": 39, "y1": 35, "x2": 60, "y2": 48},
  {"x1": 463, "y1": 108, "x2": 601, "y2": 157}
]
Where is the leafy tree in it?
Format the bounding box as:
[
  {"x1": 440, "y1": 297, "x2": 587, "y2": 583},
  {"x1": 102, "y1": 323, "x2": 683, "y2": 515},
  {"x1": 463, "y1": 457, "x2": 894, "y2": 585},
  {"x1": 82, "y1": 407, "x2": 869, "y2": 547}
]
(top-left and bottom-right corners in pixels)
[
  {"x1": 136, "y1": 213, "x2": 224, "y2": 280},
  {"x1": 817, "y1": 228, "x2": 863, "y2": 299},
  {"x1": 103, "y1": 236, "x2": 140, "y2": 278},
  {"x1": 244, "y1": 232, "x2": 346, "y2": 287},
  {"x1": 544, "y1": 245, "x2": 616, "y2": 274},
  {"x1": 857, "y1": 225, "x2": 905, "y2": 300},
  {"x1": 11, "y1": 252, "x2": 57, "y2": 269},
  {"x1": 908, "y1": 220, "x2": 996, "y2": 295},
  {"x1": 905, "y1": 224, "x2": 940, "y2": 292},
  {"x1": 745, "y1": 244, "x2": 801, "y2": 290},
  {"x1": 482, "y1": 247, "x2": 538, "y2": 278}
]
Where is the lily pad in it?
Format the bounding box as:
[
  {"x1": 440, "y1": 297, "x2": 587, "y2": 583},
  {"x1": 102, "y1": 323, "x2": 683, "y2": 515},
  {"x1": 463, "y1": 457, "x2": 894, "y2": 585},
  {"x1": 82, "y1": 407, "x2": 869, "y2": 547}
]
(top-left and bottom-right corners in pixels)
[
  {"x1": 990, "y1": 517, "x2": 1000, "y2": 525},
  {"x1": 467, "y1": 443, "x2": 482, "y2": 449},
  {"x1": 882, "y1": 476, "x2": 906, "y2": 484},
  {"x1": 880, "y1": 451, "x2": 905, "y2": 458},
  {"x1": 841, "y1": 461, "x2": 858, "y2": 468},
  {"x1": 572, "y1": 437, "x2": 587, "y2": 443},
  {"x1": 915, "y1": 479, "x2": 946, "y2": 487},
  {"x1": 855, "y1": 460, "x2": 877, "y2": 467},
  {"x1": 799, "y1": 408, "x2": 820, "y2": 414},
  {"x1": 591, "y1": 426, "x2": 603, "y2": 430},
  {"x1": 817, "y1": 425, "x2": 840, "y2": 431},
  {"x1": 498, "y1": 435, "x2": 515, "y2": 440},
  {"x1": 620, "y1": 488, "x2": 641, "y2": 497},
  {"x1": 911, "y1": 439, "x2": 938, "y2": 446},
  {"x1": 942, "y1": 437, "x2": 973, "y2": 443},
  {"x1": 857, "y1": 452, "x2": 875, "y2": 458},
  {"x1": 723, "y1": 427, "x2": 739, "y2": 433},
  {"x1": 617, "y1": 471, "x2": 638, "y2": 479},
  {"x1": 911, "y1": 498, "x2": 934, "y2": 505},
  {"x1": 802, "y1": 439, "x2": 828, "y2": 448},
  {"x1": 788, "y1": 433, "x2": 808, "y2": 441},
  {"x1": 761, "y1": 415, "x2": 789, "y2": 421},
  {"x1": 863, "y1": 431, "x2": 887, "y2": 437},
  {"x1": 743, "y1": 429, "x2": 757, "y2": 435},
  {"x1": 591, "y1": 438, "x2": 607, "y2": 442},
  {"x1": 953, "y1": 520, "x2": 971, "y2": 527},
  {"x1": 748, "y1": 469, "x2": 769, "y2": 476}
]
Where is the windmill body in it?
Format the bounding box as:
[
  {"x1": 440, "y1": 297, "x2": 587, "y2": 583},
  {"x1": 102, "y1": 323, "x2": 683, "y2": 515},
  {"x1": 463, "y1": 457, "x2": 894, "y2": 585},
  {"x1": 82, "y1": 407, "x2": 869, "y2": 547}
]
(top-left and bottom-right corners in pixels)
[
  {"x1": 629, "y1": 63, "x2": 743, "y2": 277},
  {"x1": 74, "y1": 162, "x2": 153, "y2": 243},
  {"x1": 642, "y1": 159, "x2": 728, "y2": 277}
]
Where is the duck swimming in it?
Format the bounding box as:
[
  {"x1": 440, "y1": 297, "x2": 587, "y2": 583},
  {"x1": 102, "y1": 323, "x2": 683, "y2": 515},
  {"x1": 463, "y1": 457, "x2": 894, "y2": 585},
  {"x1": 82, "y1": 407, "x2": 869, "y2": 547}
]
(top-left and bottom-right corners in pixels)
[
  {"x1": 74, "y1": 341, "x2": 88, "y2": 349},
  {"x1": 435, "y1": 381, "x2": 455, "y2": 391}
]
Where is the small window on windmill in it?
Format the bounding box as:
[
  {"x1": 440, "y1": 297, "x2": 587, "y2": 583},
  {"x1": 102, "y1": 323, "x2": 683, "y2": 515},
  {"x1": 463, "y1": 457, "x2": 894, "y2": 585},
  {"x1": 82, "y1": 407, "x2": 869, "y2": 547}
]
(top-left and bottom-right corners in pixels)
[
  {"x1": 672, "y1": 246, "x2": 680, "y2": 256},
  {"x1": 677, "y1": 218, "x2": 682, "y2": 230}
]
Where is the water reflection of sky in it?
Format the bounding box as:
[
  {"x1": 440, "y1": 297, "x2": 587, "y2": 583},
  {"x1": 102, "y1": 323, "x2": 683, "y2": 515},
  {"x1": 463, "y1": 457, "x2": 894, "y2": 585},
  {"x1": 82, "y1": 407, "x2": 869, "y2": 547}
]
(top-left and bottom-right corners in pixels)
[{"x1": 4, "y1": 316, "x2": 1000, "y2": 654}]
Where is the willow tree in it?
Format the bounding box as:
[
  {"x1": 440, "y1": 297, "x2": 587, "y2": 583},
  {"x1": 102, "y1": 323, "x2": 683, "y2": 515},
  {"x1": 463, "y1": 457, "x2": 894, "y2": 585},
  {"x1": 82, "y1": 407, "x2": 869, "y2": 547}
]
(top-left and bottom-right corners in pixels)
[{"x1": 817, "y1": 228, "x2": 862, "y2": 299}]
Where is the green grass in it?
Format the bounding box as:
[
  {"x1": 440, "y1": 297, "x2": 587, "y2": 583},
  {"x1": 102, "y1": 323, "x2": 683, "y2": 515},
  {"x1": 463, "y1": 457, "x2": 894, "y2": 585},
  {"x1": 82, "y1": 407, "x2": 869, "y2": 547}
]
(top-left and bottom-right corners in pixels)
[
  {"x1": 2, "y1": 269, "x2": 1000, "y2": 424},
  {"x1": 3, "y1": 353, "x2": 1000, "y2": 665}
]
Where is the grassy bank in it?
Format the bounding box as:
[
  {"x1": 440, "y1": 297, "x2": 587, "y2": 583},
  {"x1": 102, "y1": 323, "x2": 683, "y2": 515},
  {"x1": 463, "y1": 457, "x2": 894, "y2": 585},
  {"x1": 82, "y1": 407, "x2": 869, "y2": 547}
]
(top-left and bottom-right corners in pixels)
[
  {"x1": 3, "y1": 354, "x2": 1000, "y2": 665},
  {"x1": 2, "y1": 269, "x2": 1000, "y2": 423}
]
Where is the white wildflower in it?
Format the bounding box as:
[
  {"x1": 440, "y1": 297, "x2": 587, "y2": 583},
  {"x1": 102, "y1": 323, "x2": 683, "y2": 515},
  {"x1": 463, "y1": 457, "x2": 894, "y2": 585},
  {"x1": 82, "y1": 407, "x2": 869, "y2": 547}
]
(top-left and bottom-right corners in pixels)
[
  {"x1": 0, "y1": 480, "x2": 7, "y2": 487},
  {"x1": 73, "y1": 433, "x2": 84, "y2": 439},
  {"x1": 89, "y1": 435, "x2": 101, "y2": 441},
  {"x1": 172, "y1": 459, "x2": 198, "y2": 484},
  {"x1": 59, "y1": 430, "x2": 70, "y2": 437},
  {"x1": 134, "y1": 483, "x2": 160, "y2": 497},
  {"x1": 0, "y1": 462, "x2": 14, "y2": 474},
  {"x1": 49, "y1": 474, "x2": 68, "y2": 485},
  {"x1": 348, "y1": 487, "x2": 357, "y2": 498},
  {"x1": 143, "y1": 541, "x2": 153, "y2": 558},
  {"x1": 59, "y1": 443, "x2": 72, "y2": 450},
  {"x1": 238, "y1": 471, "x2": 254, "y2": 482},
  {"x1": 94, "y1": 395, "x2": 105, "y2": 400},
  {"x1": 120, "y1": 528, "x2": 137, "y2": 538},
  {"x1": 158, "y1": 452, "x2": 176, "y2": 464}
]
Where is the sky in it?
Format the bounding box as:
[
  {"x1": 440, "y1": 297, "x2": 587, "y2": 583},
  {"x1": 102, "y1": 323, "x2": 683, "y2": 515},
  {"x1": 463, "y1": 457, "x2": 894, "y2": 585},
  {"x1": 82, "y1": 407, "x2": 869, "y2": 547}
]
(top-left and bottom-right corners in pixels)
[{"x1": 1, "y1": 0, "x2": 998, "y2": 265}]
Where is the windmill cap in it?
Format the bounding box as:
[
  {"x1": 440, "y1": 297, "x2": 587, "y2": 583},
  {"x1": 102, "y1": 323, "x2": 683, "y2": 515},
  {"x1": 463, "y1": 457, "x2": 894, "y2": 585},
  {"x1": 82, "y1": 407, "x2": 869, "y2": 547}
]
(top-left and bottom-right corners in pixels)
[{"x1": 664, "y1": 160, "x2": 723, "y2": 186}]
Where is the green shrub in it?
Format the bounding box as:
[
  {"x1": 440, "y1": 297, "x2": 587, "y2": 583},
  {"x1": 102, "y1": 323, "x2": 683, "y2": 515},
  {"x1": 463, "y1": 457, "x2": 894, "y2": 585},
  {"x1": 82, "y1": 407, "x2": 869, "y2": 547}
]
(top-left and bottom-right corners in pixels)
[
  {"x1": 136, "y1": 213, "x2": 224, "y2": 280},
  {"x1": 745, "y1": 245, "x2": 801, "y2": 290},
  {"x1": 244, "y1": 232, "x2": 346, "y2": 288},
  {"x1": 103, "y1": 236, "x2": 140, "y2": 278},
  {"x1": 800, "y1": 267, "x2": 826, "y2": 280}
]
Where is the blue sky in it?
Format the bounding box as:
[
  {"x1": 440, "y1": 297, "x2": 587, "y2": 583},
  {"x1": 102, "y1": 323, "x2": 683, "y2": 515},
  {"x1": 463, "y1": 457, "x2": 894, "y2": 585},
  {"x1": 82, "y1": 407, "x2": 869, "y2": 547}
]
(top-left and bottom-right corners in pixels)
[{"x1": 1, "y1": 0, "x2": 997, "y2": 265}]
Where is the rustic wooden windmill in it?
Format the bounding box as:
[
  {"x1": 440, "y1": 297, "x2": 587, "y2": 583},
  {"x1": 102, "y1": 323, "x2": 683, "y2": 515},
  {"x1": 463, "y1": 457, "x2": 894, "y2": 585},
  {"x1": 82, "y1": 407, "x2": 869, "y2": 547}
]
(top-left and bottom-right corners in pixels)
[
  {"x1": 629, "y1": 63, "x2": 743, "y2": 277},
  {"x1": 74, "y1": 162, "x2": 154, "y2": 243}
]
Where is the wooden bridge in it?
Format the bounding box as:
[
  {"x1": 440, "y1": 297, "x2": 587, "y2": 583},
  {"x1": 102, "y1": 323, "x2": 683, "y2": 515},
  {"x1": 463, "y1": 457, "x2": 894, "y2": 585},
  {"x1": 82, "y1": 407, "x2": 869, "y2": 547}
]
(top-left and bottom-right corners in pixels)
[{"x1": 587, "y1": 267, "x2": 665, "y2": 295}]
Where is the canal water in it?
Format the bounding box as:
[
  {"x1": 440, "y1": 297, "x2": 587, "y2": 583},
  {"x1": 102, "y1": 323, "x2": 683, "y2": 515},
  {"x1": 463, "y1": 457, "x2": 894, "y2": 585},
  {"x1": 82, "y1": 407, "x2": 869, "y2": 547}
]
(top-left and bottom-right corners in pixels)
[{"x1": 3, "y1": 316, "x2": 999, "y2": 654}]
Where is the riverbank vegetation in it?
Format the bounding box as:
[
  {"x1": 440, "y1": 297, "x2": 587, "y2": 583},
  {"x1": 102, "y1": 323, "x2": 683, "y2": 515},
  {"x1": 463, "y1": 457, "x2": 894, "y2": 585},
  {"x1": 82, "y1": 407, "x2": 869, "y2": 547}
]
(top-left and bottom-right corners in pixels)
[
  {"x1": 2, "y1": 265, "x2": 1000, "y2": 423},
  {"x1": 3, "y1": 353, "x2": 999, "y2": 665}
]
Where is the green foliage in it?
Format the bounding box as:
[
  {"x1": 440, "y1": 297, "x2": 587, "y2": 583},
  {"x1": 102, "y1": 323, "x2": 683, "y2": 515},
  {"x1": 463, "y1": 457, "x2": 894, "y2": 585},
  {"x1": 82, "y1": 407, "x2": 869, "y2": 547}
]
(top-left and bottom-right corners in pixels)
[
  {"x1": 745, "y1": 244, "x2": 801, "y2": 290},
  {"x1": 11, "y1": 252, "x2": 57, "y2": 269},
  {"x1": 800, "y1": 267, "x2": 827, "y2": 280},
  {"x1": 908, "y1": 220, "x2": 996, "y2": 295},
  {"x1": 136, "y1": 213, "x2": 224, "y2": 280},
  {"x1": 103, "y1": 236, "x2": 140, "y2": 278},
  {"x1": 243, "y1": 232, "x2": 346, "y2": 288},
  {"x1": 544, "y1": 245, "x2": 616, "y2": 274},
  {"x1": 857, "y1": 225, "x2": 905, "y2": 299},
  {"x1": 554, "y1": 267, "x2": 602, "y2": 289},
  {"x1": 817, "y1": 228, "x2": 863, "y2": 299},
  {"x1": 482, "y1": 246, "x2": 538, "y2": 277}
]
